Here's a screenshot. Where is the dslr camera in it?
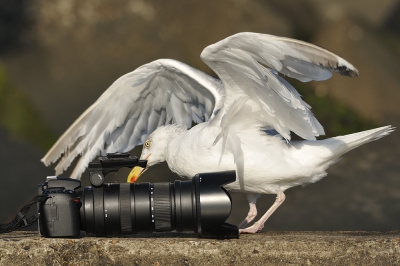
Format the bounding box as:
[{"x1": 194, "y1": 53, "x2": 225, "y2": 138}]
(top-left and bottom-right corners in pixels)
[{"x1": 37, "y1": 153, "x2": 238, "y2": 238}]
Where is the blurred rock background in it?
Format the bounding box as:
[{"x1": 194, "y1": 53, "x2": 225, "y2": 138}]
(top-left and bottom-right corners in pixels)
[{"x1": 0, "y1": 0, "x2": 399, "y2": 231}]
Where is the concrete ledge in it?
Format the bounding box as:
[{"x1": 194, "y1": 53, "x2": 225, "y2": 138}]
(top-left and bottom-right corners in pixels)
[{"x1": 0, "y1": 231, "x2": 399, "y2": 265}]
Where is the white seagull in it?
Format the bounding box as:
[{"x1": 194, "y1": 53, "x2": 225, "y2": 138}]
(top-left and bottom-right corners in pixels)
[{"x1": 42, "y1": 32, "x2": 394, "y2": 233}]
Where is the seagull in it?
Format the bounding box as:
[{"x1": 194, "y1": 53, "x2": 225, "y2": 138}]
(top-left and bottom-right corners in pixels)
[{"x1": 42, "y1": 32, "x2": 394, "y2": 233}]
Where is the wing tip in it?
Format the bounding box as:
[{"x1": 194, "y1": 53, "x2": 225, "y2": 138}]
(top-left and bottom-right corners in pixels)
[
  {"x1": 41, "y1": 146, "x2": 65, "y2": 167},
  {"x1": 40, "y1": 157, "x2": 50, "y2": 166},
  {"x1": 41, "y1": 153, "x2": 58, "y2": 167},
  {"x1": 336, "y1": 65, "x2": 359, "y2": 78}
]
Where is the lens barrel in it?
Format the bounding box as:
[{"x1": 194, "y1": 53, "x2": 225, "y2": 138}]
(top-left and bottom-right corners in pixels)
[{"x1": 79, "y1": 171, "x2": 238, "y2": 238}]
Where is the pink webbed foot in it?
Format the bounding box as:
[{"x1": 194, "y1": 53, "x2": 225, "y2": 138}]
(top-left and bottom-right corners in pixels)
[{"x1": 239, "y1": 191, "x2": 286, "y2": 234}]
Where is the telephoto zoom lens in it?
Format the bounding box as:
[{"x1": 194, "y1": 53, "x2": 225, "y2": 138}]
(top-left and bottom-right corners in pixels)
[{"x1": 79, "y1": 171, "x2": 238, "y2": 238}]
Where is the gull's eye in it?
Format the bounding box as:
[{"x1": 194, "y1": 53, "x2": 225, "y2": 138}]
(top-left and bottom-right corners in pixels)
[{"x1": 144, "y1": 139, "x2": 152, "y2": 149}]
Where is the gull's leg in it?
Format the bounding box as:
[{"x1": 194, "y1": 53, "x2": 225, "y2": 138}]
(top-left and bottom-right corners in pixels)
[
  {"x1": 238, "y1": 202, "x2": 257, "y2": 228},
  {"x1": 238, "y1": 193, "x2": 260, "y2": 229},
  {"x1": 239, "y1": 191, "x2": 285, "y2": 234}
]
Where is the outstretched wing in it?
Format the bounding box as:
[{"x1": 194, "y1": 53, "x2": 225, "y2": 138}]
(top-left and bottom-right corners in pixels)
[
  {"x1": 42, "y1": 59, "x2": 224, "y2": 179},
  {"x1": 201, "y1": 32, "x2": 358, "y2": 141}
]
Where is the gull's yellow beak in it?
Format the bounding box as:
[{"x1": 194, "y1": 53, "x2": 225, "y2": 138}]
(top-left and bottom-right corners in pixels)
[{"x1": 127, "y1": 166, "x2": 145, "y2": 183}]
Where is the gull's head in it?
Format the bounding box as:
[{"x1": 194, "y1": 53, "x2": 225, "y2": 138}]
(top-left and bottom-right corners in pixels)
[{"x1": 127, "y1": 125, "x2": 187, "y2": 183}]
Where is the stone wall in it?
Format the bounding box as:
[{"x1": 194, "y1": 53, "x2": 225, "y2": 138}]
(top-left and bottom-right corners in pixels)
[{"x1": 1, "y1": 231, "x2": 399, "y2": 265}]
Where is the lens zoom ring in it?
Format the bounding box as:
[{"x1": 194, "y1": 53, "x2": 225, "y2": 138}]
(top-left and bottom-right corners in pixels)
[
  {"x1": 119, "y1": 183, "x2": 132, "y2": 234},
  {"x1": 153, "y1": 183, "x2": 171, "y2": 231}
]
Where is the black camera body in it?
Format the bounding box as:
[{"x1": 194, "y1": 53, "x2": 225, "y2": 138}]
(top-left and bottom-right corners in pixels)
[
  {"x1": 38, "y1": 153, "x2": 239, "y2": 238},
  {"x1": 38, "y1": 177, "x2": 81, "y2": 237}
]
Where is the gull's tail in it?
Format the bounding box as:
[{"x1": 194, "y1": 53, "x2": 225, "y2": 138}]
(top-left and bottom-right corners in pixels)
[
  {"x1": 328, "y1": 125, "x2": 394, "y2": 155},
  {"x1": 292, "y1": 125, "x2": 395, "y2": 184}
]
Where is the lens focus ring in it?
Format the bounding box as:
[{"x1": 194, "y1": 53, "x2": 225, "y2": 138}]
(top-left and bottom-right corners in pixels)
[{"x1": 153, "y1": 183, "x2": 171, "y2": 231}]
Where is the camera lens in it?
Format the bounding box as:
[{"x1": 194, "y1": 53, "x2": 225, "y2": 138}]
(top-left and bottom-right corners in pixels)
[
  {"x1": 79, "y1": 171, "x2": 238, "y2": 238},
  {"x1": 80, "y1": 180, "x2": 198, "y2": 235}
]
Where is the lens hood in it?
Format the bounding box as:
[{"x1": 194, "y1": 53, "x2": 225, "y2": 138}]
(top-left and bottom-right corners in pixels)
[{"x1": 193, "y1": 170, "x2": 238, "y2": 238}]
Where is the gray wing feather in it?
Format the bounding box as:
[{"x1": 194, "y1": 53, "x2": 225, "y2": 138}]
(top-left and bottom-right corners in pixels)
[
  {"x1": 42, "y1": 59, "x2": 223, "y2": 179},
  {"x1": 201, "y1": 32, "x2": 358, "y2": 140}
]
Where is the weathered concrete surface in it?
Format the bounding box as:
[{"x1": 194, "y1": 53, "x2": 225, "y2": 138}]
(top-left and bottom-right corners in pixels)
[{"x1": 0, "y1": 231, "x2": 399, "y2": 265}]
